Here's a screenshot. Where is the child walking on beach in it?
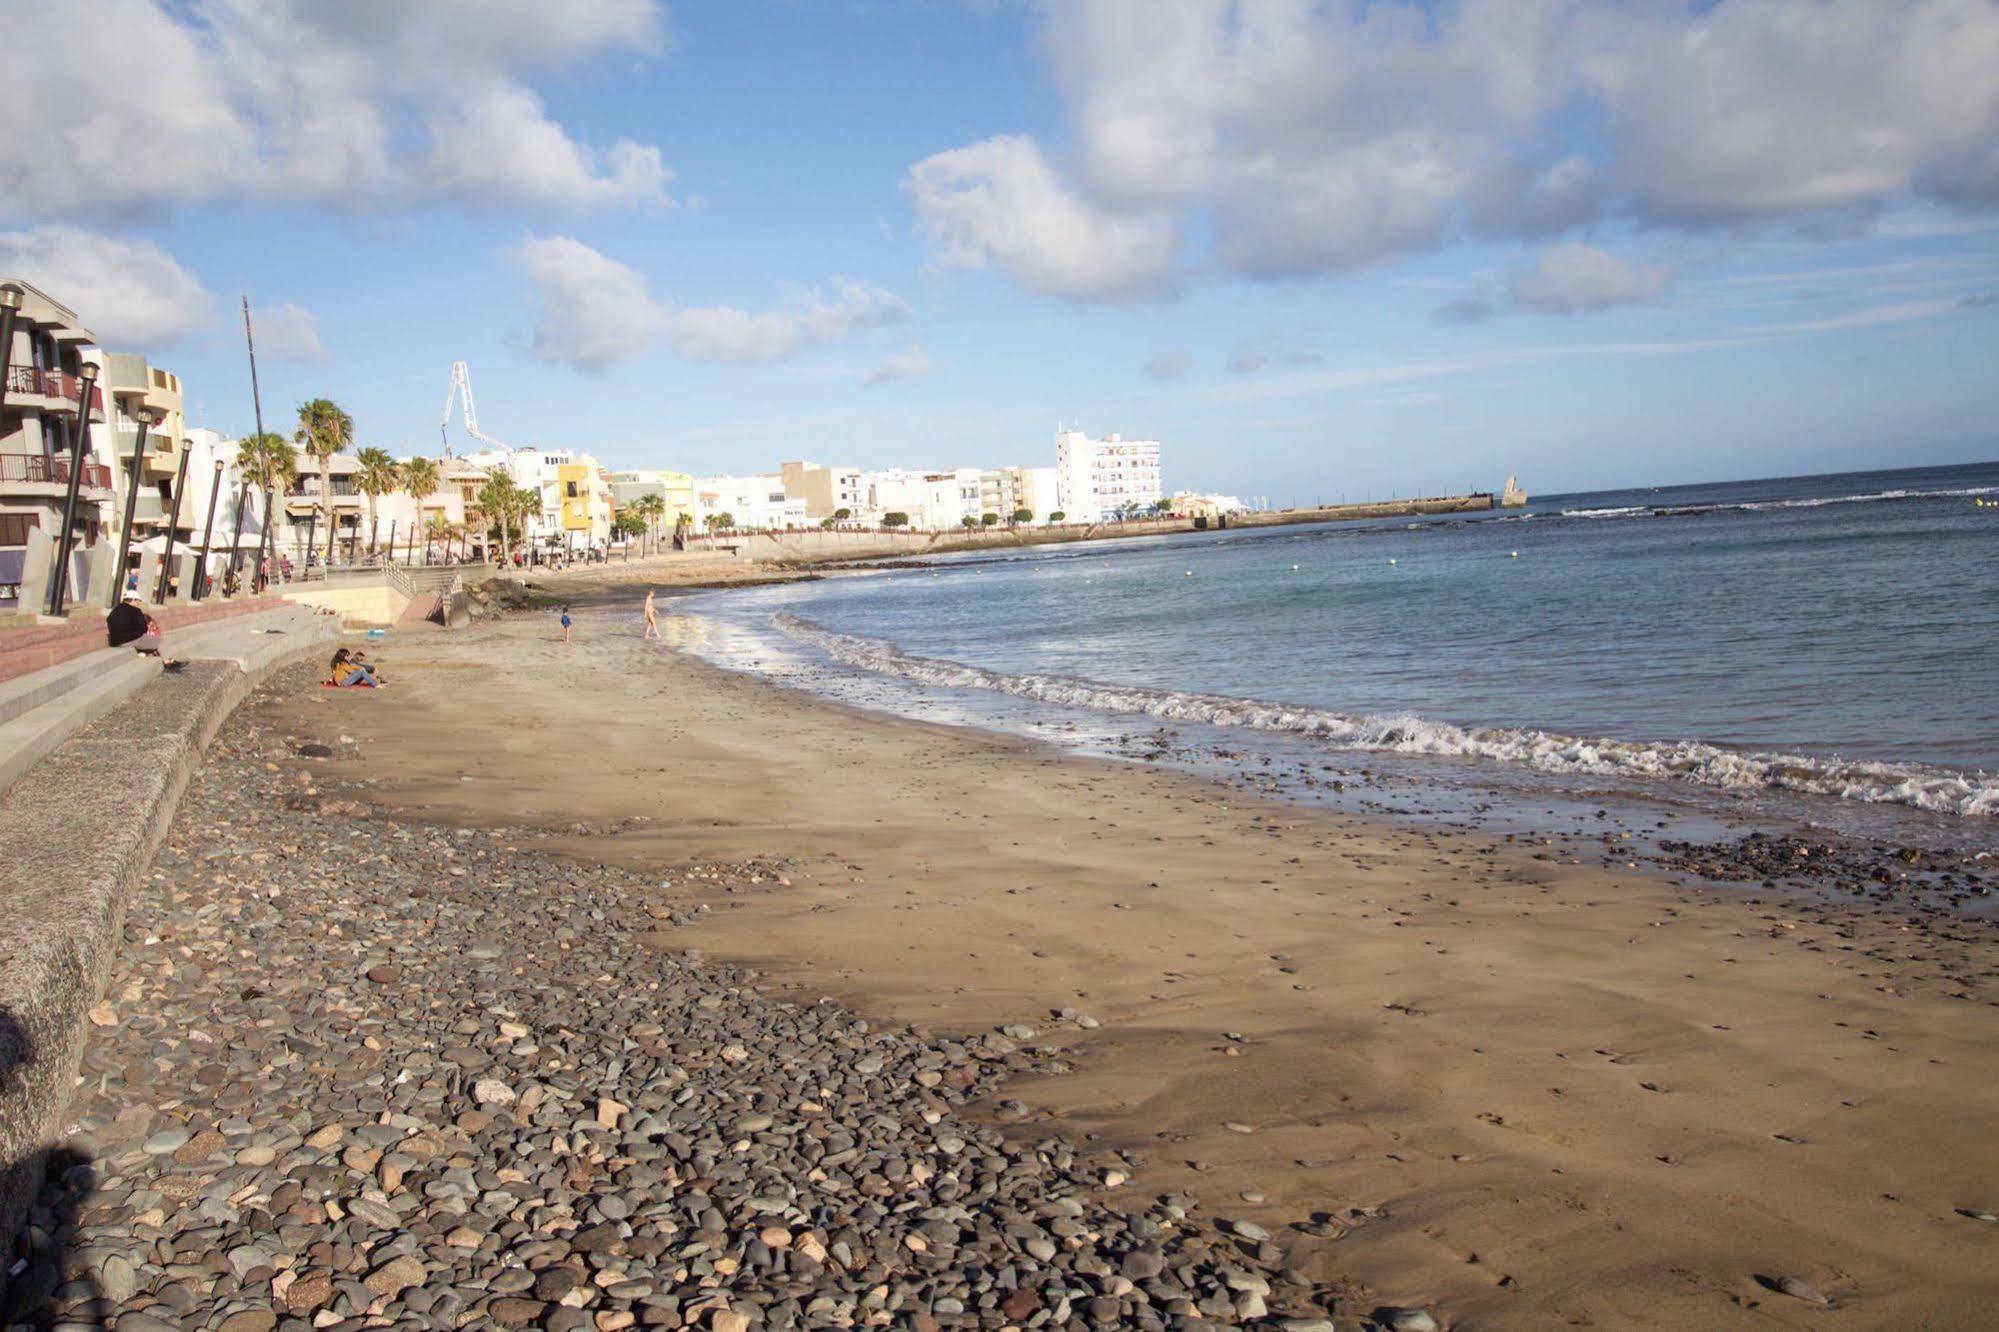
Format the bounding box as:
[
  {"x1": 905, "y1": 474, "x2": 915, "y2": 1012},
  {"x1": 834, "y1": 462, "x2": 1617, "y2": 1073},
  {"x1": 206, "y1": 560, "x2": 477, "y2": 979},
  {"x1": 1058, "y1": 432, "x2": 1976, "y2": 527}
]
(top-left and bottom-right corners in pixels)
[
  {"x1": 560, "y1": 606, "x2": 573, "y2": 643},
  {"x1": 643, "y1": 589, "x2": 660, "y2": 641}
]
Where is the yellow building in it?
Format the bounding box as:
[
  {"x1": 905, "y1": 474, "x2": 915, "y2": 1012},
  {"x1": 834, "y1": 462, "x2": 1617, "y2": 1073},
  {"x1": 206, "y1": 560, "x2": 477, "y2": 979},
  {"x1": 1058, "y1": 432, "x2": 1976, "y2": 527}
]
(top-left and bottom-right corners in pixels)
[{"x1": 556, "y1": 461, "x2": 614, "y2": 544}]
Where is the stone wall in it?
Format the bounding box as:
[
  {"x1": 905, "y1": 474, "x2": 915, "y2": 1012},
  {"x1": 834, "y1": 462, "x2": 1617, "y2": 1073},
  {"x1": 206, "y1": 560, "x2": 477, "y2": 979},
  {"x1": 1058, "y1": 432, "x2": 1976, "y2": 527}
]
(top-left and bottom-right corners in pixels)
[{"x1": 0, "y1": 642, "x2": 329, "y2": 1255}]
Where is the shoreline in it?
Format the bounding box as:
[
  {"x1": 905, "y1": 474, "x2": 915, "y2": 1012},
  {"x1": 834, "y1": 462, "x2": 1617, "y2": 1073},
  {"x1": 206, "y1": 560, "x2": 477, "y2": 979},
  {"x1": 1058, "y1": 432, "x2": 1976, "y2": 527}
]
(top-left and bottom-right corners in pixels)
[{"x1": 274, "y1": 608, "x2": 1996, "y2": 1326}]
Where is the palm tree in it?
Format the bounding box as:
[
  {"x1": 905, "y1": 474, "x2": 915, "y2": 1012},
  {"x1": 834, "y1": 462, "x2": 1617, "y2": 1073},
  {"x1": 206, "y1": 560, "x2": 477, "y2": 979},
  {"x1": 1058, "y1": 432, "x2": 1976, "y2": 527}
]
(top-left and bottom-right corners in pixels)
[
  {"x1": 400, "y1": 456, "x2": 442, "y2": 563},
  {"x1": 477, "y1": 472, "x2": 521, "y2": 567},
  {"x1": 294, "y1": 398, "x2": 354, "y2": 564},
  {"x1": 633, "y1": 492, "x2": 667, "y2": 554},
  {"x1": 234, "y1": 432, "x2": 297, "y2": 585},
  {"x1": 354, "y1": 447, "x2": 399, "y2": 558},
  {"x1": 513, "y1": 479, "x2": 542, "y2": 561}
]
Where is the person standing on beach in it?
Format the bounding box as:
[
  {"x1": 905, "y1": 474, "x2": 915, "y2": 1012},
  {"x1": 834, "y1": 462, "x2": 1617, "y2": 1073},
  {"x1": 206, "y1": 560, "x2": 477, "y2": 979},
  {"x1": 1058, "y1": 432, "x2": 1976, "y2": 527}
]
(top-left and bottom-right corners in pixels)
[
  {"x1": 643, "y1": 589, "x2": 660, "y2": 641},
  {"x1": 560, "y1": 606, "x2": 573, "y2": 644}
]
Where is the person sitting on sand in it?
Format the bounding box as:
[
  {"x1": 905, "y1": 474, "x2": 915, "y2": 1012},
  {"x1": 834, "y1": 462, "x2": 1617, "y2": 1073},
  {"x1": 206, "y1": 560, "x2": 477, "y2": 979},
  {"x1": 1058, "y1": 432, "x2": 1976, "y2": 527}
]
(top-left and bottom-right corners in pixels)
[
  {"x1": 328, "y1": 647, "x2": 382, "y2": 689},
  {"x1": 643, "y1": 589, "x2": 660, "y2": 641},
  {"x1": 560, "y1": 605, "x2": 573, "y2": 643}
]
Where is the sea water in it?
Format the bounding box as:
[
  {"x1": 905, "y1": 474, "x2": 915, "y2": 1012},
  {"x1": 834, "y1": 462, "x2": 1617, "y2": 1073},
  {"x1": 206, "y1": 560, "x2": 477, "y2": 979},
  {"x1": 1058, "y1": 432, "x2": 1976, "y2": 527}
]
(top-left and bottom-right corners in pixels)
[{"x1": 674, "y1": 461, "x2": 1999, "y2": 846}]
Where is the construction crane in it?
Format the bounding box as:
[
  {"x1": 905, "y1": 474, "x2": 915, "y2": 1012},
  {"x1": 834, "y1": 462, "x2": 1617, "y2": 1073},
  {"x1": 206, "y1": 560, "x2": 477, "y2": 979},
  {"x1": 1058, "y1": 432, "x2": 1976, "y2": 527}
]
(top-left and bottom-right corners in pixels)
[{"x1": 438, "y1": 360, "x2": 519, "y2": 458}]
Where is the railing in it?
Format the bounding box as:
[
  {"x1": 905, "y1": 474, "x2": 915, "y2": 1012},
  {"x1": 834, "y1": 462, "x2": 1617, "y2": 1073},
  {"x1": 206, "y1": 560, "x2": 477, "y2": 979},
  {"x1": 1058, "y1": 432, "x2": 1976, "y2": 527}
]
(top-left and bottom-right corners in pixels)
[
  {"x1": 0, "y1": 453, "x2": 114, "y2": 489},
  {"x1": 1, "y1": 367, "x2": 104, "y2": 413}
]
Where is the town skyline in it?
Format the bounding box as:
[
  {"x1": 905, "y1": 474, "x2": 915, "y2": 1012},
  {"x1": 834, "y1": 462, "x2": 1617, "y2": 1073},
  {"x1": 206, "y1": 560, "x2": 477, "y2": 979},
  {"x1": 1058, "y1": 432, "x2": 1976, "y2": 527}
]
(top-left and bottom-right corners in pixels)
[{"x1": 3, "y1": 1, "x2": 1997, "y2": 500}]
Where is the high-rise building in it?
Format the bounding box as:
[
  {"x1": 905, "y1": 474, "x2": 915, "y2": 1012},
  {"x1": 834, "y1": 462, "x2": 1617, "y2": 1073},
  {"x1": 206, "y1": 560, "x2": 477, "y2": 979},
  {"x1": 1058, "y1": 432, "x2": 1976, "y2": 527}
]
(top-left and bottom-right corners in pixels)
[{"x1": 1054, "y1": 428, "x2": 1162, "y2": 522}]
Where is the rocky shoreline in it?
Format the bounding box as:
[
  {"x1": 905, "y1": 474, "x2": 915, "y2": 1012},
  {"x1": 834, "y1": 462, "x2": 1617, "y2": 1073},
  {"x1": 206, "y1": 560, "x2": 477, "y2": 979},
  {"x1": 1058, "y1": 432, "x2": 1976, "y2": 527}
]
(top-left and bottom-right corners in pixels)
[{"x1": 7, "y1": 666, "x2": 1379, "y2": 1331}]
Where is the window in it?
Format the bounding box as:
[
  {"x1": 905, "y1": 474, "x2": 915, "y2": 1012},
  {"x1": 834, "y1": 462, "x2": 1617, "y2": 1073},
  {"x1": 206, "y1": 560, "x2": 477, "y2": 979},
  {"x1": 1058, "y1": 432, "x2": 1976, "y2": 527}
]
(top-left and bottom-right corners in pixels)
[
  {"x1": 0, "y1": 513, "x2": 40, "y2": 545},
  {"x1": 566, "y1": 482, "x2": 580, "y2": 498}
]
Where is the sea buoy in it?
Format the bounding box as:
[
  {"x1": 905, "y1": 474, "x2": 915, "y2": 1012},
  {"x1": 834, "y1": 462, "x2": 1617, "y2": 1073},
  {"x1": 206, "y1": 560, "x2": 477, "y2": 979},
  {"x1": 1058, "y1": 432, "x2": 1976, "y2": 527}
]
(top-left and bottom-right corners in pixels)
[
  {"x1": 1388, "y1": 558, "x2": 1397, "y2": 565},
  {"x1": 1185, "y1": 570, "x2": 1194, "y2": 576},
  {"x1": 1291, "y1": 564, "x2": 1300, "y2": 571},
  {"x1": 1510, "y1": 550, "x2": 1519, "y2": 558}
]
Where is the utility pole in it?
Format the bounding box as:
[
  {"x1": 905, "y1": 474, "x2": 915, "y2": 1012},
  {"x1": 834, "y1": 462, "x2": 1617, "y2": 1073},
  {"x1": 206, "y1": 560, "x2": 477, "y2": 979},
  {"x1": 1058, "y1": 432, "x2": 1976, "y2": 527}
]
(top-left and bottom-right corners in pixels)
[{"x1": 237, "y1": 297, "x2": 267, "y2": 590}]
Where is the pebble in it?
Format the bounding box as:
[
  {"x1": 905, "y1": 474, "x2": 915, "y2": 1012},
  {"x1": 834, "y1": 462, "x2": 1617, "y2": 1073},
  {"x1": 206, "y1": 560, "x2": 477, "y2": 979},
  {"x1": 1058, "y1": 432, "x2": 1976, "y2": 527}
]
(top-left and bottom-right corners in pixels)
[
  {"x1": 1776, "y1": 1275, "x2": 1831, "y2": 1306},
  {"x1": 12, "y1": 665, "x2": 1358, "y2": 1330}
]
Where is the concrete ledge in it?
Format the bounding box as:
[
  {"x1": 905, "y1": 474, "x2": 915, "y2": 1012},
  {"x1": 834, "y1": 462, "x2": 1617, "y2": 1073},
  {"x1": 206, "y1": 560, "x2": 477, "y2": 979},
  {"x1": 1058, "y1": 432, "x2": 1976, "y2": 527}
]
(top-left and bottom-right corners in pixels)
[
  {"x1": 0, "y1": 630, "x2": 330, "y2": 1257},
  {"x1": 0, "y1": 657, "x2": 162, "y2": 796}
]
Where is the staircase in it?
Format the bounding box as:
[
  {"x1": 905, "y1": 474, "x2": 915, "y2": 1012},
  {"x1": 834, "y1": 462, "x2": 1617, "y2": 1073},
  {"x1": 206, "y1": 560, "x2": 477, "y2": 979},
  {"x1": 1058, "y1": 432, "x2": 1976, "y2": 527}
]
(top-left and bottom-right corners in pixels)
[{"x1": 0, "y1": 603, "x2": 342, "y2": 795}]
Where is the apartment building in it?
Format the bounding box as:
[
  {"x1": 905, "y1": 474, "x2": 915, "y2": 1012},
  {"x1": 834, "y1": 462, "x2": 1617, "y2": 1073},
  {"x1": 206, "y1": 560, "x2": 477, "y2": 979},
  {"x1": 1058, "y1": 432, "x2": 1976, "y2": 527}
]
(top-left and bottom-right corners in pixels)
[
  {"x1": 1054, "y1": 428, "x2": 1163, "y2": 523},
  {"x1": 2, "y1": 280, "x2": 112, "y2": 611},
  {"x1": 779, "y1": 461, "x2": 868, "y2": 521},
  {"x1": 608, "y1": 469, "x2": 697, "y2": 537},
  {"x1": 695, "y1": 474, "x2": 807, "y2": 531},
  {"x1": 96, "y1": 353, "x2": 188, "y2": 553},
  {"x1": 978, "y1": 465, "x2": 1060, "y2": 522}
]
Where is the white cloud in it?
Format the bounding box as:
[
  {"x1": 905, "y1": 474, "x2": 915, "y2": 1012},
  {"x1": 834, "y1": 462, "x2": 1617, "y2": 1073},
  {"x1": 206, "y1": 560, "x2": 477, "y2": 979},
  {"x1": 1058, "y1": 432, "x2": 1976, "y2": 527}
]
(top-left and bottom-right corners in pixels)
[
  {"x1": 664, "y1": 279, "x2": 909, "y2": 364},
  {"x1": 514, "y1": 235, "x2": 666, "y2": 372},
  {"x1": 515, "y1": 235, "x2": 908, "y2": 371},
  {"x1": 0, "y1": 0, "x2": 671, "y2": 219},
  {"x1": 0, "y1": 226, "x2": 212, "y2": 346},
  {"x1": 912, "y1": 0, "x2": 1999, "y2": 300},
  {"x1": 862, "y1": 345, "x2": 936, "y2": 387},
  {"x1": 1509, "y1": 244, "x2": 1674, "y2": 316},
  {"x1": 904, "y1": 135, "x2": 1178, "y2": 302},
  {"x1": 253, "y1": 302, "x2": 328, "y2": 362},
  {"x1": 1141, "y1": 348, "x2": 1193, "y2": 381},
  {"x1": 1579, "y1": 0, "x2": 1999, "y2": 222},
  {"x1": 422, "y1": 85, "x2": 670, "y2": 209},
  {"x1": 1442, "y1": 244, "x2": 1673, "y2": 322}
]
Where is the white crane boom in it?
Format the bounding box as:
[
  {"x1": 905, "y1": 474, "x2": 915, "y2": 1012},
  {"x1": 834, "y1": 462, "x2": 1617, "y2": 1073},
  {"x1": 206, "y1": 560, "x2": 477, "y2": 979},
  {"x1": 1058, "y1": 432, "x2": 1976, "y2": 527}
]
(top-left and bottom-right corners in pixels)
[{"x1": 439, "y1": 360, "x2": 519, "y2": 456}]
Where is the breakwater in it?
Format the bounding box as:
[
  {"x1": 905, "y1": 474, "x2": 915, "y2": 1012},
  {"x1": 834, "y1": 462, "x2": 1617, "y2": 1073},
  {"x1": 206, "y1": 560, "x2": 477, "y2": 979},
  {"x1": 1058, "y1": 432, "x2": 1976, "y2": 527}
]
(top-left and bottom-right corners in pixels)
[{"x1": 1227, "y1": 493, "x2": 1494, "y2": 528}]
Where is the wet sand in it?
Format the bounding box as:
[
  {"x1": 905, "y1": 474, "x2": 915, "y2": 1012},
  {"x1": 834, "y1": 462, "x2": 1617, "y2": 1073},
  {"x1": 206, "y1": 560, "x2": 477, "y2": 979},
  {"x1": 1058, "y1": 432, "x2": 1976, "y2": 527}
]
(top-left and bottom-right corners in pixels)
[{"x1": 303, "y1": 607, "x2": 1999, "y2": 1328}]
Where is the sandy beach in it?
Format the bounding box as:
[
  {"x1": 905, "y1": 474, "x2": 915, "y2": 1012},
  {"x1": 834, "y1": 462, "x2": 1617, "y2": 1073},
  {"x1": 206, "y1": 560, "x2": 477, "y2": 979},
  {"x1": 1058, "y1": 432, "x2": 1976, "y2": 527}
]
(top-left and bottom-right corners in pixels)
[{"x1": 299, "y1": 605, "x2": 1997, "y2": 1328}]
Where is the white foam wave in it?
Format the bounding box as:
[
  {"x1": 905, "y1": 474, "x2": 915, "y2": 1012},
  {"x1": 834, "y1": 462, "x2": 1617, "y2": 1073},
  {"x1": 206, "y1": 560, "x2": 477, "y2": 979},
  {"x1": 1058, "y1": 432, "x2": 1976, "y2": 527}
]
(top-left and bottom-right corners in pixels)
[
  {"x1": 774, "y1": 613, "x2": 1998, "y2": 818},
  {"x1": 1561, "y1": 484, "x2": 1998, "y2": 520}
]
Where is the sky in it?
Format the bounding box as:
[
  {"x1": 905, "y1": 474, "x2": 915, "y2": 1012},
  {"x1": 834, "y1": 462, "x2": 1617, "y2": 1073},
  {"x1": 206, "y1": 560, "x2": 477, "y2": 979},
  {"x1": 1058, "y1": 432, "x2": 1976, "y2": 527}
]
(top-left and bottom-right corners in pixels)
[{"x1": 2, "y1": 0, "x2": 1997, "y2": 502}]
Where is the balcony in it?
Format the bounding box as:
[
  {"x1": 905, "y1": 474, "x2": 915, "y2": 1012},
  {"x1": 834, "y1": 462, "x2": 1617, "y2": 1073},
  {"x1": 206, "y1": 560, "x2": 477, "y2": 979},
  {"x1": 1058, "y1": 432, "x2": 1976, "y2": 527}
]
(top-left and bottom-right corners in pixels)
[
  {"x1": 3, "y1": 367, "x2": 105, "y2": 415},
  {"x1": 0, "y1": 452, "x2": 114, "y2": 490}
]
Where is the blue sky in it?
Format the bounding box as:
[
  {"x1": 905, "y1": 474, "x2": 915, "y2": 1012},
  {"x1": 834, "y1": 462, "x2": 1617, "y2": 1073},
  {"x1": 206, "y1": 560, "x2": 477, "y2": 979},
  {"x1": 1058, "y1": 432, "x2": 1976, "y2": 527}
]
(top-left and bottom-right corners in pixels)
[{"x1": 4, "y1": 0, "x2": 1997, "y2": 500}]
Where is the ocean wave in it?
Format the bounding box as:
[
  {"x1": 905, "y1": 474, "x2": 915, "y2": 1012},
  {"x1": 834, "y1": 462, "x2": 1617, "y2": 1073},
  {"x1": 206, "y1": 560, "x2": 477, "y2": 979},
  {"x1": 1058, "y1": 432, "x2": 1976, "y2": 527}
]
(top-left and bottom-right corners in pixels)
[
  {"x1": 1561, "y1": 484, "x2": 1998, "y2": 520},
  {"x1": 773, "y1": 613, "x2": 1998, "y2": 818}
]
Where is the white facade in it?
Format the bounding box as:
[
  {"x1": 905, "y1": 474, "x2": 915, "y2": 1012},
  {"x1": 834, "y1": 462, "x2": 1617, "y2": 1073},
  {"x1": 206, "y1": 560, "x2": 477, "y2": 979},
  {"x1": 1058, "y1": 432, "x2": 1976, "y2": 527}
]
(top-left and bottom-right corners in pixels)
[
  {"x1": 461, "y1": 445, "x2": 612, "y2": 546},
  {"x1": 1054, "y1": 428, "x2": 1162, "y2": 522},
  {"x1": 695, "y1": 474, "x2": 808, "y2": 530},
  {"x1": 1022, "y1": 467, "x2": 1060, "y2": 520},
  {"x1": 929, "y1": 468, "x2": 983, "y2": 527},
  {"x1": 862, "y1": 469, "x2": 934, "y2": 527}
]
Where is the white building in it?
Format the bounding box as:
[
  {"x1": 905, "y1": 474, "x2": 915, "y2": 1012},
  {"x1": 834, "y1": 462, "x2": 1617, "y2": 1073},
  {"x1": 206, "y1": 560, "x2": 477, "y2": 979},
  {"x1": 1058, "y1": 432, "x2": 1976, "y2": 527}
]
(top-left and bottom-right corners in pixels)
[
  {"x1": 694, "y1": 474, "x2": 807, "y2": 531},
  {"x1": 1054, "y1": 428, "x2": 1162, "y2": 522},
  {"x1": 461, "y1": 445, "x2": 615, "y2": 548},
  {"x1": 780, "y1": 461, "x2": 866, "y2": 521},
  {"x1": 980, "y1": 465, "x2": 1060, "y2": 522},
  {"x1": 861, "y1": 469, "x2": 934, "y2": 528}
]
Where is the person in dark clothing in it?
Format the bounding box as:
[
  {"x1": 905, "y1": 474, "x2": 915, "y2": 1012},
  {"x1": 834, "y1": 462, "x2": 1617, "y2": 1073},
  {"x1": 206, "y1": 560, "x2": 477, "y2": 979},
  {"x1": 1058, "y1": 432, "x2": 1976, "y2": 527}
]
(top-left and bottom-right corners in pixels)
[
  {"x1": 106, "y1": 598, "x2": 151, "y2": 648},
  {"x1": 107, "y1": 598, "x2": 183, "y2": 668}
]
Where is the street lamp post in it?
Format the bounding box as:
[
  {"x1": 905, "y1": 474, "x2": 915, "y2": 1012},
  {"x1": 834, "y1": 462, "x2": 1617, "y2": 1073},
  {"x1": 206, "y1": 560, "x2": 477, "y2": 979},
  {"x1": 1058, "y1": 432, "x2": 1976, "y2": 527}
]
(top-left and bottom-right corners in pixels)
[
  {"x1": 226, "y1": 476, "x2": 250, "y2": 595},
  {"x1": 193, "y1": 458, "x2": 223, "y2": 601},
  {"x1": 156, "y1": 445, "x2": 191, "y2": 601},
  {"x1": 45, "y1": 362, "x2": 100, "y2": 616},
  {"x1": 0, "y1": 284, "x2": 22, "y2": 419},
  {"x1": 109, "y1": 404, "x2": 158, "y2": 607}
]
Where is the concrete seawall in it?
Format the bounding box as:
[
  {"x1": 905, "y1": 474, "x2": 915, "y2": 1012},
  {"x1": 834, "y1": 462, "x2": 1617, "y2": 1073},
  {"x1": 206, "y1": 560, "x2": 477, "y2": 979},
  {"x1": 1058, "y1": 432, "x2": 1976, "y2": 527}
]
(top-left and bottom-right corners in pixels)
[
  {"x1": 1228, "y1": 493, "x2": 1494, "y2": 528},
  {"x1": 687, "y1": 498, "x2": 1491, "y2": 566},
  {"x1": 0, "y1": 642, "x2": 332, "y2": 1255}
]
